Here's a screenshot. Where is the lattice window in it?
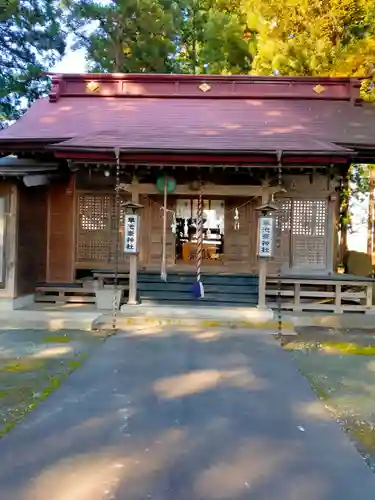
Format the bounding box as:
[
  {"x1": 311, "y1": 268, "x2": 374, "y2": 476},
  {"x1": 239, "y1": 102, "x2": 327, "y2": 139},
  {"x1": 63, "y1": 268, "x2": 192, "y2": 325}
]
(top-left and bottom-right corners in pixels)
[
  {"x1": 292, "y1": 200, "x2": 326, "y2": 237},
  {"x1": 274, "y1": 199, "x2": 292, "y2": 264},
  {"x1": 79, "y1": 194, "x2": 111, "y2": 232},
  {"x1": 292, "y1": 199, "x2": 327, "y2": 268},
  {"x1": 76, "y1": 193, "x2": 129, "y2": 265},
  {"x1": 274, "y1": 198, "x2": 328, "y2": 269}
]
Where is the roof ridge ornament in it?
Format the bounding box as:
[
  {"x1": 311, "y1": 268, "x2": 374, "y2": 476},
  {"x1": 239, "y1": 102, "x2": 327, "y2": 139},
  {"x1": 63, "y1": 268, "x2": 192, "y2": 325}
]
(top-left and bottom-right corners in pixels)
[
  {"x1": 199, "y1": 82, "x2": 211, "y2": 93},
  {"x1": 313, "y1": 84, "x2": 325, "y2": 94},
  {"x1": 87, "y1": 81, "x2": 101, "y2": 92},
  {"x1": 49, "y1": 74, "x2": 62, "y2": 102}
]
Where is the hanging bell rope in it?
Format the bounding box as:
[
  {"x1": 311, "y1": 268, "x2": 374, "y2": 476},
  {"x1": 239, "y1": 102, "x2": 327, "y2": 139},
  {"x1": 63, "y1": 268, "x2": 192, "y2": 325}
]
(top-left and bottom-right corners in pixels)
[
  {"x1": 192, "y1": 180, "x2": 204, "y2": 299},
  {"x1": 276, "y1": 151, "x2": 283, "y2": 338},
  {"x1": 112, "y1": 147, "x2": 121, "y2": 332},
  {"x1": 160, "y1": 175, "x2": 168, "y2": 282}
]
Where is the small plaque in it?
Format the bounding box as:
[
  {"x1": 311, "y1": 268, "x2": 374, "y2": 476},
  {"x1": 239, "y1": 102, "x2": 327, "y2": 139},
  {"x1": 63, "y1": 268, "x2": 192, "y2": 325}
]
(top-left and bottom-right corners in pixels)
[
  {"x1": 199, "y1": 83, "x2": 211, "y2": 93},
  {"x1": 124, "y1": 213, "x2": 139, "y2": 254},
  {"x1": 313, "y1": 84, "x2": 325, "y2": 94},
  {"x1": 258, "y1": 216, "x2": 274, "y2": 258}
]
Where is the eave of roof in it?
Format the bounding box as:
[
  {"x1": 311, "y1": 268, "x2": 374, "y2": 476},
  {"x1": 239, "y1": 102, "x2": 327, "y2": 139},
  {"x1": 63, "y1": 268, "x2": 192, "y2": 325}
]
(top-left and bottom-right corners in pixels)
[
  {"x1": 0, "y1": 73, "x2": 373, "y2": 161},
  {"x1": 0, "y1": 155, "x2": 59, "y2": 176}
]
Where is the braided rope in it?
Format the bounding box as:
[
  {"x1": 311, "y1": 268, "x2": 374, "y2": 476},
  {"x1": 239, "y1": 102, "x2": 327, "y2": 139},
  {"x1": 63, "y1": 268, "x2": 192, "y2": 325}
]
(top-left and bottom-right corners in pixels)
[
  {"x1": 160, "y1": 176, "x2": 168, "y2": 281},
  {"x1": 276, "y1": 160, "x2": 283, "y2": 338},
  {"x1": 196, "y1": 183, "x2": 203, "y2": 283}
]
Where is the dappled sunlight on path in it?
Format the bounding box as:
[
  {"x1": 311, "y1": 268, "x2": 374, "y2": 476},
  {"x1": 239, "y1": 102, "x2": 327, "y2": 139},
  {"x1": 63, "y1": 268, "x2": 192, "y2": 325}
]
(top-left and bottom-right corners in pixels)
[{"x1": 0, "y1": 328, "x2": 374, "y2": 499}]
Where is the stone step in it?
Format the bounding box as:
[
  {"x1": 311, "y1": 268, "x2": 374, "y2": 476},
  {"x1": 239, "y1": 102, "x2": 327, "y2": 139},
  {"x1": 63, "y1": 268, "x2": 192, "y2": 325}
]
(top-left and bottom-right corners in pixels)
[
  {"x1": 139, "y1": 292, "x2": 258, "y2": 304},
  {"x1": 138, "y1": 273, "x2": 259, "y2": 286},
  {"x1": 137, "y1": 282, "x2": 258, "y2": 294}
]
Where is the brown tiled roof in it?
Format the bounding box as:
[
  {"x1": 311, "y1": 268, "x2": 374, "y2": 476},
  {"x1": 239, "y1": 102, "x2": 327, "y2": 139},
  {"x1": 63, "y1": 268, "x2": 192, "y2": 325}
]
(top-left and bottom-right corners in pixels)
[{"x1": 0, "y1": 73, "x2": 374, "y2": 155}]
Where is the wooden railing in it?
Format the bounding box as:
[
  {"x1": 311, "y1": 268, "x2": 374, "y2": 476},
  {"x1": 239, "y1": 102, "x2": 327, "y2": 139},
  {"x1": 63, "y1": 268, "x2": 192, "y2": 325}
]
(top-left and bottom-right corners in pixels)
[{"x1": 266, "y1": 276, "x2": 374, "y2": 313}]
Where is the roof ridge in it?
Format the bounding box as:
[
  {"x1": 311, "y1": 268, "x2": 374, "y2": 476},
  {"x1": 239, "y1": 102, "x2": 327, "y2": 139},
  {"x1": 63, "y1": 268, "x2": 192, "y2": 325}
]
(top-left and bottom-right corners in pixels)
[{"x1": 48, "y1": 73, "x2": 361, "y2": 105}]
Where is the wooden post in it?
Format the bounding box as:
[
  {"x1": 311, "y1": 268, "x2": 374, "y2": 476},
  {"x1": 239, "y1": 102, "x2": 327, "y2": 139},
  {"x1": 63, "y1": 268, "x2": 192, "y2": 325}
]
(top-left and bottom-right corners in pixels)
[
  {"x1": 128, "y1": 178, "x2": 139, "y2": 305},
  {"x1": 366, "y1": 284, "x2": 373, "y2": 309},
  {"x1": 335, "y1": 283, "x2": 342, "y2": 313},
  {"x1": 339, "y1": 175, "x2": 349, "y2": 264},
  {"x1": 294, "y1": 283, "x2": 301, "y2": 311},
  {"x1": 257, "y1": 187, "x2": 269, "y2": 308}
]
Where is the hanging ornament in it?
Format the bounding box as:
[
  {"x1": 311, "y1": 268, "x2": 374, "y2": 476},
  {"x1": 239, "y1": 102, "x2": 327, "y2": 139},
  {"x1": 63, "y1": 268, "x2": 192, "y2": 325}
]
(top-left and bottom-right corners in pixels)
[
  {"x1": 171, "y1": 213, "x2": 177, "y2": 234},
  {"x1": 234, "y1": 208, "x2": 240, "y2": 230},
  {"x1": 218, "y1": 218, "x2": 224, "y2": 235}
]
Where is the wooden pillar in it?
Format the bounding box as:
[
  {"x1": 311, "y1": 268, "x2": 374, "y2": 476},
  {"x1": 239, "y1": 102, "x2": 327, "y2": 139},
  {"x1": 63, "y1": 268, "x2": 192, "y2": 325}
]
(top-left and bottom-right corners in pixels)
[
  {"x1": 258, "y1": 186, "x2": 269, "y2": 308},
  {"x1": 3, "y1": 185, "x2": 18, "y2": 298},
  {"x1": 335, "y1": 283, "x2": 342, "y2": 313},
  {"x1": 327, "y1": 194, "x2": 336, "y2": 274},
  {"x1": 128, "y1": 178, "x2": 139, "y2": 305}
]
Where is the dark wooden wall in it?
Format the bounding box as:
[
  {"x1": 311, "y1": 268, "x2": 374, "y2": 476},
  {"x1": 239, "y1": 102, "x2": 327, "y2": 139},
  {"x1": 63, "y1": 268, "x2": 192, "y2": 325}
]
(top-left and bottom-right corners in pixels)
[
  {"x1": 16, "y1": 184, "x2": 48, "y2": 295},
  {"x1": 142, "y1": 196, "x2": 175, "y2": 268},
  {"x1": 224, "y1": 198, "x2": 256, "y2": 272},
  {"x1": 46, "y1": 177, "x2": 75, "y2": 283}
]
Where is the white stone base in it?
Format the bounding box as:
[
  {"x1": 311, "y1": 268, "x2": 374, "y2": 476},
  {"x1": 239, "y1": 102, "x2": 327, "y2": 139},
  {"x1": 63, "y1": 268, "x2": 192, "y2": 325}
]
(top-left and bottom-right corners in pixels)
[
  {"x1": 0, "y1": 294, "x2": 35, "y2": 311},
  {"x1": 95, "y1": 289, "x2": 123, "y2": 311}
]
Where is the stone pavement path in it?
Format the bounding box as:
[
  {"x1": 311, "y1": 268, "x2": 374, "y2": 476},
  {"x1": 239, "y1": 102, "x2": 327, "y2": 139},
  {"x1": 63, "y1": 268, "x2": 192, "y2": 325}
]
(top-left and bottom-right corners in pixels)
[{"x1": 0, "y1": 327, "x2": 374, "y2": 500}]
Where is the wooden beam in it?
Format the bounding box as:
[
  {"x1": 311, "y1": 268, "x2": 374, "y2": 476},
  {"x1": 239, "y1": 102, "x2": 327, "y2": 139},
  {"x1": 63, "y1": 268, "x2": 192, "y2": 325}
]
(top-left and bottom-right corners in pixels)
[{"x1": 128, "y1": 183, "x2": 268, "y2": 197}]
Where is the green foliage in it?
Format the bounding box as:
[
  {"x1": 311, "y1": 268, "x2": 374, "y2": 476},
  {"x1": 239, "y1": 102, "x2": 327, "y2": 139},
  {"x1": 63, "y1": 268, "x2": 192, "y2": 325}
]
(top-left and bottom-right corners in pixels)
[
  {"x1": 175, "y1": 0, "x2": 252, "y2": 73},
  {"x1": 340, "y1": 164, "x2": 374, "y2": 234},
  {"x1": 64, "y1": 0, "x2": 179, "y2": 72},
  {"x1": 64, "y1": 0, "x2": 253, "y2": 74},
  {"x1": 244, "y1": 0, "x2": 375, "y2": 97},
  {"x1": 0, "y1": 0, "x2": 66, "y2": 127}
]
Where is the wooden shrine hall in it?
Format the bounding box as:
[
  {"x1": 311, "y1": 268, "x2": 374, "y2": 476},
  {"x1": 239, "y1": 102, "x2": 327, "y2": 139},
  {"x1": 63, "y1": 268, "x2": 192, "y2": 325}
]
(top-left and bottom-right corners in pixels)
[{"x1": 0, "y1": 72, "x2": 375, "y2": 312}]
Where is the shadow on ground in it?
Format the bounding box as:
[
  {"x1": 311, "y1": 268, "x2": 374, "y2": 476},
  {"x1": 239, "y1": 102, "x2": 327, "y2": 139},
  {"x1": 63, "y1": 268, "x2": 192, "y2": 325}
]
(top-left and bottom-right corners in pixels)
[{"x1": 0, "y1": 326, "x2": 373, "y2": 500}]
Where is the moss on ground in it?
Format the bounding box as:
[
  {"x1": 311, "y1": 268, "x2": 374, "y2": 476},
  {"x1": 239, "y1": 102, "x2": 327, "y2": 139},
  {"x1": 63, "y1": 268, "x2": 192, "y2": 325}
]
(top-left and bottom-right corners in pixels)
[
  {"x1": 283, "y1": 334, "x2": 375, "y2": 471},
  {"x1": 0, "y1": 359, "x2": 45, "y2": 373},
  {"x1": 43, "y1": 334, "x2": 72, "y2": 343},
  {"x1": 284, "y1": 340, "x2": 375, "y2": 356},
  {"x1": 0, "y1": 331, "x2": 104, "y2": 438}
]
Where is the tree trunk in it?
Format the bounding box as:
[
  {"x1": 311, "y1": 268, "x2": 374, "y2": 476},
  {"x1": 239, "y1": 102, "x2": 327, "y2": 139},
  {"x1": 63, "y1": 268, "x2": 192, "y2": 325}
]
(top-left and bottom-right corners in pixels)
[
  {"x1": 369, "y1": 168, "x2": 375, "y2": 263},
  {"x1": 339, "y1": 176, "x2": 349, "y2": 264}
]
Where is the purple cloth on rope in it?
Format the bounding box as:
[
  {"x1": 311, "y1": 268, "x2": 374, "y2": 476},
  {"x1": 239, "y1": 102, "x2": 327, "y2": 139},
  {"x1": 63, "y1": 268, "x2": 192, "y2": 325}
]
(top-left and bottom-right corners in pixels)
[{"x1": 191, "y1": 281, "x2": 204, "y2": 299}]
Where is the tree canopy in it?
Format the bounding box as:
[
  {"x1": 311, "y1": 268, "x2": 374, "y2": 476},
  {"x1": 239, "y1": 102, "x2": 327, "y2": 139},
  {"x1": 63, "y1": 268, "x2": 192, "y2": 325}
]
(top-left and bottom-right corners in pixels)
[
  {"x1": 64, "y1": 0, "x2": 375, "y2": 82},
  {"x1": 245, "y1": 0, "x2": 375, "y2": 96},
  {"x1": 64, "y1": 0, "x2": 253, "y2": 74},
  {"x1": 0, "y1": 0, "x2": 66, "y2": 127}
]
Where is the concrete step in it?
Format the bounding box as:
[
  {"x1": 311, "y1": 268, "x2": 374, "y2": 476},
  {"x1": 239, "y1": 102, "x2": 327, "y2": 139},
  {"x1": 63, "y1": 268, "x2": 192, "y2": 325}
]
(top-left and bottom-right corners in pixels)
[
  {"x1": 0, "y1": 310, "x2": 102, "y2": 331},
  {"x1": 94, "y1": 304, "x2": 281, "y2": 331}
]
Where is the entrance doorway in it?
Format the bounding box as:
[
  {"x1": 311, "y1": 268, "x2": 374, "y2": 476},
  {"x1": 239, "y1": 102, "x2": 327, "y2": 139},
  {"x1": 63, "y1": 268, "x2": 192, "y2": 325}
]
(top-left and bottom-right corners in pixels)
[{"x1": 175, "y1": 199, "x2": 225, "y2": 264}]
